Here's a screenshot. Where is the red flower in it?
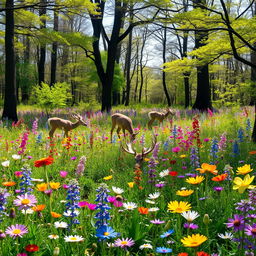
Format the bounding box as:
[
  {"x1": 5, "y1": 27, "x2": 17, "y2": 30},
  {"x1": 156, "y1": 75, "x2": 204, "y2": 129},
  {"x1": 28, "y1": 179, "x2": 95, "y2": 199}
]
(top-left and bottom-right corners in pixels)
[
  {"x1": 178, "y1": 253, "x2": 189, "y2": 256},
  {"x1": 211, "y1": 173, "x2": 228, "y2": 182},
  {"x1": 25, "y1": 244, "x2": 39, "y2": 252},
  {"x1": 169, "y1": 171, "x2": 178, "y2": 176},
  {"x1": 34, "y1": 156, "x2": 54, "y2": 167},
  {"x1": 197, "y1": 252, "x2": 210, "y2": 256},
  {"x1": 170, "y1": 160, "x2": 177, "y2": 165}
]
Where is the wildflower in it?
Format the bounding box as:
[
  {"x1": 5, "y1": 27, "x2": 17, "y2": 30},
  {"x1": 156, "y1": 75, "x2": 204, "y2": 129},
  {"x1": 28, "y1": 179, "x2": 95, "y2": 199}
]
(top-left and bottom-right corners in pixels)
[
  {"x1": 51, "y1": 212, "x2": 62, "y2": 218},
  {"x1": 49, "y1": 182, "x2": 61, "y2": 190},
  {"x1": 159, "y1": 169, "x2": 169, "y2": 178},
  {"x1": 59, "y1": 171, "x2": 68, "y2": 178},
  {"x1": 186, "y1": 176, "x2": 205, "y2": 185},
  {"x1": 169, "y1": 171, "x2": 178, "y2": 176},
  {"x1": 96, "y1": 226, "x2": 118, "y2": 241},
  {"x1": 233, "y1": 174, "x2": 255, "y2": 193},
  {"x1": 112, "y1": 186, "x2": 124, "y2": 194},
  {"x1": 64, "y1": 235, "x2": 84, "y2": 242},
  {"x1": 150, "y1": 219, "x2": 165, "y2": 224},
  {"x1": 181, "y1": 234, "x2": 207, "y2": 247},
  {"x1": 108, "y1": 196, "x2": 123, "y2": 207},
  {"x1": 114, "y1": 238, "x2": 135, "y2": 248},
  {"x1": 148, "y1": 192, "x2": 160, "y2": 200},
  {"x1": 145, "y1": 199, "x2": 155, "y2": 204},
  {"x1": 5, "y1": 224, "x2": 28, "y2": 238},
  {"x1": 25, "y1": 244, "x2": 39, "y2": 252},
  {"x1": 197, "y1": 252, "x2": 210, "y2": 256},
  {"x1": 196, "y1": 163, "x2": 218, "y2": 175},
  {"x1": 184, "y1": 223, "x2": 198, "y2": 229},
  {"x1": 139, "y1": 243, "x2": 153, "y2": 250},
  {"x1": 148, "y1": 207, "x2": 159, "y2": 212},
  {"x1": 213, "y1": 186, "x2": 224, "y2": 192},
  {"x1": 244, "y1": 224, "x2": 256, "y2": 237},
  {"x1": 178, "y1": 253, "x2": 189, "y2": 256},
  {"x1": 2, "y1": 181, "x2": 16, "y2": 187},
  {"x1": 1, "y1": 160, "x2": 10, "y2": 167},
  {"x1": 181, "y1": 211, "x2": 200, "y2": 222},
  {"x1": 176, "y1": 189, "x2": 194, "y2": 197},
  {"x1": 226, "y1": 214, "x2": 245, "y2": 231},
  {"x1": 32, "y1": 204, "x2": 46, "y2": 212},
  {"x1": 54, "y1": 221, "x2": 68, "y2": 229},
  {"x1": 160, "y1": 229, "x2": 174, "y2": 238},
  {"x1": 34, "y1": 156, "x2": 54, "y2": 167},
  {"x1": 236, "y1": 164, "x2": 253, "y2": 175},
  {"x1": 138, "y1": 207, "x2": 149, "y2": 215},
  {"x1": 217, "y1": 232, "x2": 233, "y2": 240},
  {"x1": 48, "y1": 234, "x2": 59, "y2": 239},
  {"x1": 12, "y1": 154, "x2": 21, "y2": 160},
  {"x1": 127, "y1": 182, "x2": 134, "y2": 188},
  {"x1": 123, "y1": 202, "x2": 137, "y2": 210},
  {"x1": 167, "y1": 201, "x2": 191, "y2": 213},
  {"x1": 36, "y1": 183, "x2": 48, "y2": 191},
  {"x1": 156, "y1": 247, "x2": 172, "y2": 253},
  {"x1": 21, "y1": 209, "x2": 34, "y2": 215},
  {"x1": 0, "y1": 189, "x2": 10, "y2": 222},
  {"x1": 87, "y1": 203, "x2": 97, "y2": 211},
  {"x1": 103, "y1": 175, "x2": 113, "y2": 180},
  {"x1": 75, "y1": 156, "x2": 86, "y2": 177},
  {"x1": 13, "y1": 194, "x2": 37, "y2": 210},
  {"x1": 19, "y1": 165, "x2": 33, "y2": 194},
  {"x1": 211, "y1": 173, "x2": 228, "y2": 182}
]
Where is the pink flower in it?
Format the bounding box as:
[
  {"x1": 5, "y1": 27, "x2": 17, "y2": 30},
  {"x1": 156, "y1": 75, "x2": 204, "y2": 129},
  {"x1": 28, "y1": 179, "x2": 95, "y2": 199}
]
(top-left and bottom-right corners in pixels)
[
  {"x1": 78, "y1": 201, "x2": 88, "y2": 208},
  {"x1": 13, "y1": 194, "x2": 37, "y2": 210},
  {"x1": 172, "y1": 147, "x2": 181, "y2": 153},
  {"x1": 114, "y1": 238, "x2": 135, "y2": 248},
  {"x1": 108, "y1": 196, "x2": 123, "y2": 207},
  {"x1": 59, "y1": 171, "x2": 68, "y2": 178},
  {"x1": 86, "y1": 203, "x2": 97, "y2": 211},
  {"x1": 5, "y1": 224, "x2": 28, "y2": 238},
  {"x1": 14, "y1": 171, "x2": 23, "y2": 178}
]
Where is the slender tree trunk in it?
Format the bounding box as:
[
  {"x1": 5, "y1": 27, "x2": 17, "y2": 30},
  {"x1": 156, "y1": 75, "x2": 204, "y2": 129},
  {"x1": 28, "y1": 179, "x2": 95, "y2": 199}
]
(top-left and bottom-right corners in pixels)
[
  {"x1": 162, "y1": 25, "x2": 171, "y2": 106},
  {"x1": 133, "y1": 41, "x2": 139, "y2": 102},
  {"x1": 2, "y1": 0, "x2": 18, "y2": 122},
  {"x1": 38, "y1": 0, "x2": 47, "y2": 85},
  {"x1": 184, "y1": 74, "x2": 190, "y2": 107},
  {"x1": 50, "y1": 4, "x2": 58, "y2": 86}
]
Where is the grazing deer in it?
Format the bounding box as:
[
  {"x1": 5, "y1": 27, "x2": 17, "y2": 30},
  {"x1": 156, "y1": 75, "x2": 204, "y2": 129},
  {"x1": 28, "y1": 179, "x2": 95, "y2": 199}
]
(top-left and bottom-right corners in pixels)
[
  {"x1": 111, "y1": 113, "x2": 139, "y2": 142},
  {"x1": 121, "y1": 134, "x2": 157, "y2": 168},
  {"x1": 148, "y1": 108, "x2": 175, "y2": 129},
  {"x1": 48, "y1": 113, "x2": 87, "y2": 138}
]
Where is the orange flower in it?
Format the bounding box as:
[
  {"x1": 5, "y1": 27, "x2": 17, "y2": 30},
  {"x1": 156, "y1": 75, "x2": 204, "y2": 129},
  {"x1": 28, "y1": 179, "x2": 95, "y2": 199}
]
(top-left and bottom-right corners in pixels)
[
  {"x1": 138, "y1": 207, "x2": 148, "y2": 215},
  {"x1": 32, "y1": 204, "x2": 46, "y2": 212},
  {"x1": 211, "y1": 173, "x2": 228, "y2": 182},
  {"x1": 36, "y1": 183, "x2": 48, "y2": 191},
  {"x1": 249, "y1": 150, "x2": 256, "y2": 155},
  {"x1": 49, "y1": 182, "x2": 61, "y2": 190},
  {"x1": 51, "y1": 212, "x2": 62, "y2": 218},
  {"x1": 196, "y1": 163, "x2": 218, "y2": 175},
  {"x1": 34, "y1": 156, "x2": 54, "y2": 167},
  {"x1": 2, "y1": 181, "x2": 16, "y2": 187},
  {"x1": 178, "y1": 253, "x2": 189, "y2": 256}
]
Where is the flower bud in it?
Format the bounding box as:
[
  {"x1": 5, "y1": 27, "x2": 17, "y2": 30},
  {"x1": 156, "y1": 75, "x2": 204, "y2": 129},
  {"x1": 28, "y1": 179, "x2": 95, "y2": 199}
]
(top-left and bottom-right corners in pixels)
[
  {"x1": 203, "y1": 214, "x2": 211, "y2": 225},
  {"x1": 53, "y1": 247, "x2": 60, "y2": 256},
  {"x1": 9, "y1": 208, "x2": 16, "y2": 219}
]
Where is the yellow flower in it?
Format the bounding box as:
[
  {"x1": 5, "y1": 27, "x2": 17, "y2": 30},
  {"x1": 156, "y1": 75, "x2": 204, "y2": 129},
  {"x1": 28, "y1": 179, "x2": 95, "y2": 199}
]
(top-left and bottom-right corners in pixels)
[
  {"x1": 144, "y1": 158, "x2": 150, "y2": 162},
  {"x1": 196, "y1": 163, "x2": 218, "y2": 175},
  {"x1": 233, "y1": 174, "x2": 255, "y2": 193},
  {"x1": 181, "y1": 234, "x2": 207, "y2": 247},
  {"x1": 103, "y1": 175, "x2": 113, "y2": 180},
  {"x1": 49, "y1": 182, "x2": 61, "y2": 190},
  {"x1": 186, "y1": 176, "x2": 205, "y2": 185},
  {"x1": 167, "y1": 201, "x2": 191, "y2": 213},
  {"x1": 236, "y1": 164, "x2": 253, "y2": 175},
  {"x1": 176, "y1": 189, "x2": 194, "y2": 197},
  {"x1": 180, "y1": 155, "x2": 187, "y2": 158},
  {"x1": 36, "y1": 183, "x2": 48, "y2": 192},
  {"x1": 127, "y1": 182, "x2": 135, "y2": 188}
]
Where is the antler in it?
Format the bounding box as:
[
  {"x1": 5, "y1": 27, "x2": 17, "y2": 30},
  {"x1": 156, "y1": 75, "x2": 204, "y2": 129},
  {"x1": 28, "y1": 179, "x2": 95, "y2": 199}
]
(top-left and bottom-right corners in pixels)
[
  {"x1": 71, "y1": 113, "x2": 82, "y2": 120},
  {"x1": 121, "y1": 141, "x2": 136, "y2": 155},
  {"x1": 142, "y1": 134, "x2": 157, "y2": 156}
]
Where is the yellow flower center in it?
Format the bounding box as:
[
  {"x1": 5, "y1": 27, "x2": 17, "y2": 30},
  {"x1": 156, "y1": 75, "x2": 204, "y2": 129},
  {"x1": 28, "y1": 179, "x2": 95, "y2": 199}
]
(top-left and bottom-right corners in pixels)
[
  {"x1": 103, "y1": 232, "x2": 110, "y2": 236},
  {"x1": 176, "y1": 207, "x2": 183, "y2": 212},
  {"x1": 12, "y1": 229, "x2": 21, "y2": 234},
  {"x1": 120, "y1": 241, "x2": 128, "y2": 245},
  {"x1": 70, "y1": 237, "x2": 77, "y2": 241},
  {"x1": 21, "y1": 199, "x2": 30, "y2": 205}
]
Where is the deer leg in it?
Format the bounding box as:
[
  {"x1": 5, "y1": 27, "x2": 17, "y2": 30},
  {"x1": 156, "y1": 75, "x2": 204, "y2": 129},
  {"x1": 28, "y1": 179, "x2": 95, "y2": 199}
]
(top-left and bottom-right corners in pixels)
[
  {"x1": 64, "y1": 130, "x2": 69, "y2": 138},
  {"x1": 116, "y1": 127, "x2": 121, "y2": 139},
  {"x1": 122, "y1": 128, "x2": 126, "y2": 139},
  {"x1": 148, "y1": 119, "x2": 154, "y2": 129},
  {"x1": 49, "y1": 128, "x2": 56, "y2": 138},
  {"x1": 110, "y1": 125, "x2": 115, "y2": 142}
]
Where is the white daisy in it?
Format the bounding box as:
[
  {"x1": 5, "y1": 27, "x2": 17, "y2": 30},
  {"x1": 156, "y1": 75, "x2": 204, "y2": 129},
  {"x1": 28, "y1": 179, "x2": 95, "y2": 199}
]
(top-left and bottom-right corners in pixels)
[
  {"x1": 63, "y1": 210, "x2": 80, "y2": 217},
  {"x1": 159, "y1": 169, "x2": 169, "y2": 178},
  {"x1": 123, "y1": 202, "x2": 137, "y2": 210},
  {"x1": 139, "y1": 243, "x2": 153, "y2": 250},
  {"x1": 181, "y1": 211, "x2": 200, "y2": 222},
  {"x1": 31, "y1": 178, "x2": 44, "y2": 182},
  {"x1": 148, "y1": 207, "x2": 159, "y2": 212},
  {"x1": 21, "y1": 209, "x2": 34, "y2": 215},
  {"x1": 112, "y1": 186, "x2": 124, "y2": 194},
  {"x1": 48, "y1": 234, "x2": 59, "y2": 239},
  {"x1": 54, "y1": 221, "x2": 68, "y2": 229},
  {"x1": 12, "y1": 154, "x2": 21, "y2": 160},
  {"x1": 64, "y1": 235, "x2": 84, "y2": 242},
  {"x1": 145, "y1": 199, "x2": 155, "y2": 204},
  {"x1": 218, "y1": 232, "x2": 233, "y2": 240},
  {"x1": 1, "y1": 160, "x2": 10, "y2": 167},
  {"x1": 148, "y1": 192, "x2": 160, "y2": 200}
]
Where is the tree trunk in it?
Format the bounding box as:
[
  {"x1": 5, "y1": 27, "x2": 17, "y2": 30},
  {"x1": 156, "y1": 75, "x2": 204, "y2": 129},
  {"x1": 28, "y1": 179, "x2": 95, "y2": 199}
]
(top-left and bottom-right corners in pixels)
[
  {"x1": 38, "y1": 0, "x2": 47, "y2": 85},
  {"x1": 50, "y1": 4, "x2": 58, "y2": 86},
  {"x1": 192, "y1": 0, "x2": 212, "y2": 111},
  {"x1": 2, "y1": 0, "x2": 18, "y2": 122},
  {"x1": 162, "y1": 25, "x2": 171, "y2": 106},
  {"x1": 184, "y1": 75, "x2": 190, "y2": 107}
]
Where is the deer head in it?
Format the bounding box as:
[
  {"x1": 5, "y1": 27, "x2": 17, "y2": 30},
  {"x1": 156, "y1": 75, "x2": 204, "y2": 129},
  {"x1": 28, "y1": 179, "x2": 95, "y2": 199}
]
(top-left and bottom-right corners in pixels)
[
  {"x1": 71, "y1": 113, "x2": 87, "y2": 126},
  {"x1": 121, "y1": 134, "x2": 157, "y2": 165}
]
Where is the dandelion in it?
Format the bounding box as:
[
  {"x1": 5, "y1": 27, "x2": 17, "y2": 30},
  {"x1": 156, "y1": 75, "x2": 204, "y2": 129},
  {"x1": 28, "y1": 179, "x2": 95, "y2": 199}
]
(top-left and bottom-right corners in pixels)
[
  {"x1": 103, "y1": 175, "x2": 113, "y2": 180},
  {"x1": 167, "y1": 201, "x2": 191, "y2": 213},
  {"x1": 114, "y1": 238, "x2": 135, "y2": 248},
  {"x1": 64, "y1": 235, "x2": 84, "y2": 242},
  {"x1": 13, "y1": 193, "x2": 37, "y2": 210},
  {"x1": 233, "y1": 174, "x2": 255, "y2": 193},
  {"x1": 181, "y1": 234, "x2": 207, "y2": 247},
  {"x1": 5, "y1": 224, "x2": 28, "y2": 238}
]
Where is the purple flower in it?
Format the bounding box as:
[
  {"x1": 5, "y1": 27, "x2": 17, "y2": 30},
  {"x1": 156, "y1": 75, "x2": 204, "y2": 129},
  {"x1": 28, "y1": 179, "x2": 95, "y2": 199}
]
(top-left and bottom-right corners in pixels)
[
  {"x1": 236, "y1": 200, "x2": 255, "y2": 212},
  {"x1": 13, "y1": 194, "x2": 37, "y2": 210},
  {"x1": 70, "y1": 156, "x2": 77, "y2": 161},
  {"x1": 150, "y1": 219, "x2": 165, "y2": 224},
  {"x1": 213, "y1": 186, "x2": 224, "y2": 192},
  {"x1": 226, "y1": 214, "x2": 245, "y2": 231},
  {"x1": 245, "y1": 224, "x2": 256, "y2": 237},
  {"x1": 114, "y1": 238, "x2": 135, "y2": 248},
  {"x1": 5, "y1": 224, "x2": 28, "y2": 238},
  {"x1": 183, "y1": 222, "x2": 198, "y2": 229},
  {"x1": 155, "y1": 183, "x2": 166, "y2": 188}
]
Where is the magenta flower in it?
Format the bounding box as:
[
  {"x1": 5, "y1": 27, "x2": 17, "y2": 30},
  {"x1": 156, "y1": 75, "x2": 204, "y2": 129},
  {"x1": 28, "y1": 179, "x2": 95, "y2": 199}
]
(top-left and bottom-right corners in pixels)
[
  {"x1": 114, "y1": 238, "x2": 135, "y2": 248},
  {"x1": 87, "y1": 203, "x2": 97, "y2": 211},
  {"x1": 245, "y1": 224, "x2": 256, "y2": 237},
  {"x1": 78, "y1": 201, "x2": 88, "y2": 208},
  {"x1": 183, "y1": 222, "x2": 199, "y2": 229},
  {"x1": 5, "y1": 224, "x2": 28, "y2": 238},
  {"x1": 59, "y1": 171, "x2": 68, "y2": 178},
  {"x1": 172, "y1": 147, "x2": 181, "y2": 153},
  {"x1": 150, "y1": 219, "x2": 165, "y2": 224},
  {"x1": 107, "y1": 196, "x2": 123, "y2": 207},
  {"x1": 13, "y1": 194, "x2": 37, "y2": 210},
  {"x1": 226, "y1": 214, "x2": 245, "y2": 231},
  {"x1": 17, "y1": 254, "x2": 28, "y2": 256}
]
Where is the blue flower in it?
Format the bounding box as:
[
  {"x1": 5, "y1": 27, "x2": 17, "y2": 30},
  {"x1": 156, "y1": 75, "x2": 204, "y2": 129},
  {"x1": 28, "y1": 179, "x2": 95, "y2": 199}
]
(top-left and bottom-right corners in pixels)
[
  {"x1": 96, "y1": 226, "x2": 119, "y2": 241},
  {"x1": 156, "y1": 247, "x2": 172, "y2": 253},
  {"x1": 160, "y1": 229, "x2": 174, "y2": 238}
]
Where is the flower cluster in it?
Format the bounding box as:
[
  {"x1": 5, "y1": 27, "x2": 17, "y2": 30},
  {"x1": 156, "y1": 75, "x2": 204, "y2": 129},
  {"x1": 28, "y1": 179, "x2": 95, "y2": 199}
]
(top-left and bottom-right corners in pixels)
[
  {"x1": 0, "y1": 188, "x2": 10, "y2": 222},
  {"x1": 19, "y1": 165, "x2": 33, "y2": 194},
  {"x1": 75, "y1": 156, "x2": 86, "y2": 177},
  {"x1": 18, "y1": 131, "x2": 29, "y2": 155}
]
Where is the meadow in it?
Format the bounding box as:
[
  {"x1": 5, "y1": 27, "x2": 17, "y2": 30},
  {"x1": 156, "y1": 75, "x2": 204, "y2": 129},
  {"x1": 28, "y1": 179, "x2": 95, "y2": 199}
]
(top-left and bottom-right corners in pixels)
[{"x1": 0, "y1": 106, "x2": 255, "y2": 256}]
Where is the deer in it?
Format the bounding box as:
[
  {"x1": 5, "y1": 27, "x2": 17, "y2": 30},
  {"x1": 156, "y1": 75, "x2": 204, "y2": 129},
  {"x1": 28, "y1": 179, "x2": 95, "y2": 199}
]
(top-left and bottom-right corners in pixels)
[
  {"x1": 111, "y1": 113, "x2": 139, "y2": 143},
  {"x1": 48, "y1": 113, "x2": 87, "y2": 138},
  {"x1": 148, "y1": 108, "x2": 175, "y2": 129}
]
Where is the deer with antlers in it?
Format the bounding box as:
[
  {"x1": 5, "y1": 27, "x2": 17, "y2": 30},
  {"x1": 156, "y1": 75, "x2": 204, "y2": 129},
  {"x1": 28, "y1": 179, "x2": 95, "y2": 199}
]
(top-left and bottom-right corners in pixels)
[
  {"x1": 48, "y1": 113, "x2": 87, "y2": 138},
  {"x1": 111, "y1": 113, "x2": 139, "y2": 142},
  {"x1": 148, "y1": 108, "x2": 175, "y2": 129}
]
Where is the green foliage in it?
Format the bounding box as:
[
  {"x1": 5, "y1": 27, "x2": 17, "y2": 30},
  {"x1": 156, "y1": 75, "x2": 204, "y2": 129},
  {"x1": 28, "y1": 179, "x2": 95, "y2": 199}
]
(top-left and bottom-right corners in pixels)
[{"x1": 32, "y1": 82, "x2": 72, "y2": 114}]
